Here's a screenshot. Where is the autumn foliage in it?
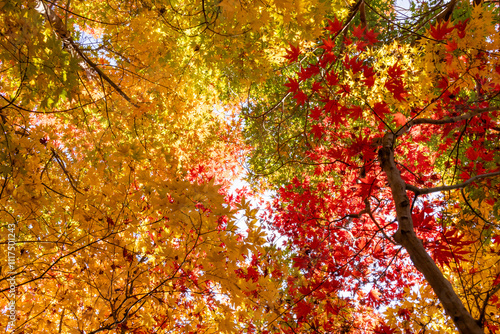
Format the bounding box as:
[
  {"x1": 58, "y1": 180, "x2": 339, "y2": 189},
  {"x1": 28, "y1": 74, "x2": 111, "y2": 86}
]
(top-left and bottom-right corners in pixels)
[{"x1": 1, "y1": 0, "x2": 500, "y2": 333}]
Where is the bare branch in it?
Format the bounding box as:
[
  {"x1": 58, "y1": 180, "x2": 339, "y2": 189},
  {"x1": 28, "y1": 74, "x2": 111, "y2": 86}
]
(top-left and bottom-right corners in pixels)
[
  {"x1": 406, "y1": 171, "x2": 500, "y2": 195},
  {"x1": 363, "y1": 198, "x2": 396, "y2": 244},
  {"x1": 51, "y1": 148, "x2": 83, "y2": 194},
  {"x1": 436, "y1": 0, "x2": 458, "y2": 22}
]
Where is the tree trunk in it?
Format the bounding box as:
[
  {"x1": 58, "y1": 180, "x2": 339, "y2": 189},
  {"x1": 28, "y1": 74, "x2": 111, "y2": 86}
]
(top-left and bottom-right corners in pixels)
[{"x1": 378, "y1": 132, "x2": 483, "y2": 334}]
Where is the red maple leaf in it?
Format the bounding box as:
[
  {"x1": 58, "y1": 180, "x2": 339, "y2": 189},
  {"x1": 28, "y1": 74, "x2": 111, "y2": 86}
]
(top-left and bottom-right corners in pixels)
[
  {"x1": 298, "y1": 65, "x2": 320, "y2": 81},
  {"x1": 311, "y1": 124, "x2": 324, "y2": 138},
  {"x1": 324, "y1": 100, "x2": 339, "y2": 121},
  {"x1": 245, "y1": 266, "x2": 259, "y2": 282},
  {"x1": 374, "y1": 323, "x2": 396, "y2": 334},
  {"x1": 321, "y1": 51, "x2": 337, "y2": 66},
  {"x1": 337, "y1": 84, "x2": 351, "y2": 96},
  {"x1": 311, "y1": 81, "x2": 322, "y2": 92},
  {"x1": 352, "y1": 25, "x2": 365, "y2": 39},
  {"x1": 284, "y1": 43, "x2": 301, "y2": 63},
  {"x1": 465, "y1": 147, "x2": 479, "y2": 161},
  {"x1": 493, "y1": 274, "x2": 500, "y2": 286},
  {"x1": 385, "y1": 79, "x2": 407, "y2": 101},
  {"x1": 285, "y1": 78, "x2": 300, "y2": 93},
  {"x1": 446, "y1": 40, "x2": 458, "y2": 52},
  {"x1": 310, "y1": 106, "x2": 322, "y2": 120},
  {"x1": 325, "y1": 72, "x2": 338, "y2": 86},
  {"x1": 354, "y1": 175, "x2": 377, "y2": 197},
  {"x1": 374, "y1": 102, "x2": 390, "y2": 117},
  {"x1": 454, "y1": 19, "x2": 469, "y2": 39},
  {"x1": 387, "y1": 62, "x2": 405, "y2": 78},
  {"x1": 438, "y1": 76, "x2": 448, "y2": 90},
  {"x1": 363, "y1": 66, "x2": 376, "y2": 87},
  {"x1": 320, "y1": 38, "x2": 336, "y2": 51},
  {"x1": 293, "y1": 256, "x2": 309, "y2": 269},
  {"x1": 368, "y1": 288, "x2": 381, "y2": 302},
  {"x1": 294, "y1": 90, "x2": 308, "y2": 105},
  {"x1": 356, "y1": 40, "x2": 368, "y2": 52},
  {"x1": 295, "y1": 300, "x2": 313, "y2": 319},
  {"x1": 363, "y1": 75, "x2": 375, "y2": 87},
  {"x1": 429, "y1": 21, "x2": 454, "y2": 40},
  {"x1": 351, "y1": 106, "x2": 363, "y2": 120},
  {"x1": 345, "y1": 55, "x2": 363, "y2": 74}
]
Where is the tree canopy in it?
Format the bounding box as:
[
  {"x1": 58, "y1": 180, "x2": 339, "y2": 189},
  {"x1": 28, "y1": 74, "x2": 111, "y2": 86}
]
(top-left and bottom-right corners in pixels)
[{"x1": 1, "y1": 0, "x2": 499, "y2": 333}]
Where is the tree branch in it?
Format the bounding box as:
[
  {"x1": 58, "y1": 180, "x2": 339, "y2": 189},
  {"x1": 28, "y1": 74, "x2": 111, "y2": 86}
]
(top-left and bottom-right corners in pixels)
[
  {"x1": 396, "y1": 106, "x2": 499, "y2": 136},
  {"x1": 51, "y1": 148, "x2": 83, "y2": 194},
  {"x1": 436, "y1": 0, "x2": 458, "y2": 22},
  {"x1": 378, "y1": 131, "x2": 484, "y2": 334},
  {"x1": 406, "y1": 171, "x2": 500, "y2": 195}
]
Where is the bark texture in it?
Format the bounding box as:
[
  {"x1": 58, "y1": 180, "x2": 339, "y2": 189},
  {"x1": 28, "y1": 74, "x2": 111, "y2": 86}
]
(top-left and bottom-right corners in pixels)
[{"x1": 378, "y1": 132, "x2": 484, "y2": 334}]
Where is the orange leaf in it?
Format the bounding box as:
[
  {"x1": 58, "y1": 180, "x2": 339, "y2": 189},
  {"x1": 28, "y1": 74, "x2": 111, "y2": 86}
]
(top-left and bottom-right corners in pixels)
[{"x1": 393, "y1": 112, "x2": 407, "y2": 126}]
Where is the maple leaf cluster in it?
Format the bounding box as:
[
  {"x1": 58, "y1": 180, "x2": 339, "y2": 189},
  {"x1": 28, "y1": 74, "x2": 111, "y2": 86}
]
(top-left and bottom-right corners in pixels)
[
  {"x1": 250, "y1": 3, "x2": 500, "y2": 333},
  {"x1": 0, "y1": 0, "x2": 499, "y2": 334}
]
